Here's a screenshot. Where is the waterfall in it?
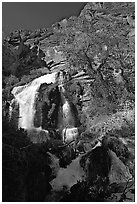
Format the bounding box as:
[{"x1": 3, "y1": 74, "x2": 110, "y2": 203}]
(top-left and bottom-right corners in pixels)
[
  {"x1": 59, "y1": 86, "x2": 79, "y2": 143},
  {"x1": 11, "y1": 70, "x2": 79, "y2": 143},
  {"x1": 11, "y1": 72, "x2": 57, "y2": 130}
]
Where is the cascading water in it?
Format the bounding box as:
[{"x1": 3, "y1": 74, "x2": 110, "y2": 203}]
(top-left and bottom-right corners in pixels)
[
  {"x1": 58, "y1": 84, "x2": 79, "y2": 143},
  {"x1": 11, "y1": 70, "x2": 79, "y2": 143},
  {"x1": 11, "y1": 72, "x2": 57, "y2": 130}
]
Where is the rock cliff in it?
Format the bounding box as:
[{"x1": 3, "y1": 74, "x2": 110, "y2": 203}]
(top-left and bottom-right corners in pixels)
[{"x1": 2, "y1": 2, "x2": 135, "y2": 202}]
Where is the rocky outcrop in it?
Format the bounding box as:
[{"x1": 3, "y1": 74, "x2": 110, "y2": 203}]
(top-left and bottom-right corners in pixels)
[
  {"x1": 108, "y1": 150, "x2": 132, "y2": 184},
  {"x1": 50, "y1": 144, "x2": 132, "y2": 193}
]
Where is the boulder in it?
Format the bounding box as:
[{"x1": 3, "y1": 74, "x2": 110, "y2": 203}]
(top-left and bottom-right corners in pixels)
[
  {"x1": 50, "y1": 155, "x2": 86, "y2": 191},
  {"x1": 50, "y1": 145, "x2": 132, "y2": 193},
  {"x1": 108, "y1": 150, "x2": 132, "y2": 184}
]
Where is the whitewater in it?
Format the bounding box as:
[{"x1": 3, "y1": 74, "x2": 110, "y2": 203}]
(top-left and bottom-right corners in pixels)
[{"x1": 11, "y1": 72, "x2": 57, "y2": 130}]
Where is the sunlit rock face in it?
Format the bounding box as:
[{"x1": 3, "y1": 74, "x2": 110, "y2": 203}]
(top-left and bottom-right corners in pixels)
[{"x1": 11, "y1": 71, "x2": 79, "y2": 143}]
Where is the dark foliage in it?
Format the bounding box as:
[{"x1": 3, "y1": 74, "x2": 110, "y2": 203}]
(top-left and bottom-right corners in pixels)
[{"x1": 2, "y1": 118, "x2": 52, "y2": 201}]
